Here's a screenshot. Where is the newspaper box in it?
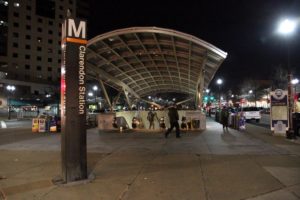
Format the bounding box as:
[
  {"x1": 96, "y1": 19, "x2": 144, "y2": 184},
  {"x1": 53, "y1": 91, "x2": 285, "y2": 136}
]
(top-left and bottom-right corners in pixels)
[
  {"x1": 38, "y1": 118, "x2": 46, "y2": 132},
  {"x1": 32, "y1": 118, "x2": 39, "y2": 133}
]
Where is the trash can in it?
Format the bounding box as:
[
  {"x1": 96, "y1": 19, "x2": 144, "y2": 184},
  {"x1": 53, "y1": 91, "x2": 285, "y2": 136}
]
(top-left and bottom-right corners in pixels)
[
  {"x1": 50, "y1": 118, "x2": 57, "y2": 132},
  {"x1": 293, "y1": 113, "x2": 300, "y2": 136},
  {"x1": 215, "y1": 111, "x2": 220, "y2": 122},
  {"x1": 38, "y1": 118, "x2": 46, "y2": 132}
]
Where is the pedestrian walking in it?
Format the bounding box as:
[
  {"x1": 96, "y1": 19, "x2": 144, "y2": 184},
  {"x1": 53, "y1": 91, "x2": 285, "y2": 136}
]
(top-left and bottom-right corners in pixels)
[
  {"x1": 164, "y1": 103, "x2": 181, "y2": 138},
  {"x1": 221, "y1": 106, "x2": 229, "y2": 129}
]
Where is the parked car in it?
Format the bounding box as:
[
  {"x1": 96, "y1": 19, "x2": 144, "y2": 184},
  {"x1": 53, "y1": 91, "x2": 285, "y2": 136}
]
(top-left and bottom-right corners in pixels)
[{"x1": 240, "y1": 107, "x2": 261, "y2": 122}]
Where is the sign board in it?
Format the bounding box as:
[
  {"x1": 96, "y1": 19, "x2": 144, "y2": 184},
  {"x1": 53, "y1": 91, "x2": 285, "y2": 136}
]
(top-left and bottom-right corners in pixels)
[
  {"x1": 270, "y1": 89, "x2": 288, "y2": 135},
  {"x1": 60, "y1": 17, "x2": 87, "y2": 182}
]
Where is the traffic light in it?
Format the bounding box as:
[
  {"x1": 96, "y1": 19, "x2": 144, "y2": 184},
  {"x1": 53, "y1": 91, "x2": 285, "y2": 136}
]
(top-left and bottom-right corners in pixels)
[{"x1": 203, "y1": 95, "x2": 215, "y2": 102}]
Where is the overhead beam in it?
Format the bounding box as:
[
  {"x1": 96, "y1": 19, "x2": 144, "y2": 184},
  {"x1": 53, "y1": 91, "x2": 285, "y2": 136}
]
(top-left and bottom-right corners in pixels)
[
  {"x1": 87, "y1": 62, "x2": 140, "y2": 99},
  {"x1": 141, "y1": 99, "x2": 162, "y2": 109},
  {"x1": 176, "y1": 97, "x2": 194, "y2": 105}
]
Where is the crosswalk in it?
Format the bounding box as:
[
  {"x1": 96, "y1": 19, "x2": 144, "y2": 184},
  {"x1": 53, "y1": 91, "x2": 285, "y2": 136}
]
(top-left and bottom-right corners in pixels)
[{"x1": 0, "y1": 121, "x2": 7, "y2": 128}]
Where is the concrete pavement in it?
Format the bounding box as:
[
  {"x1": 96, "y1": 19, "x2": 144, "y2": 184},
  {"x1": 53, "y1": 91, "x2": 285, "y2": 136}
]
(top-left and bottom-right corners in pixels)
[{"x1": 0, "y1": 119, "x2": 300, "y2": 200}]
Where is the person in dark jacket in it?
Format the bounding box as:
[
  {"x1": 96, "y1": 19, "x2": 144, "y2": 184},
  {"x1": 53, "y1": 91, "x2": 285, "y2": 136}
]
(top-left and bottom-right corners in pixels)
[
  {"x1": 221, "y1": 106, "x2": 229, "y2": 129},
  {"x1": 164, "y1": 103, "x2": 181, "y2": 138}
]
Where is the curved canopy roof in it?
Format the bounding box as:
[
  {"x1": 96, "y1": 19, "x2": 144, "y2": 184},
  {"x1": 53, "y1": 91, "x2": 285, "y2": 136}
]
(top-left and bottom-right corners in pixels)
[{"x1": 87, "y1": 27, "x2": 227, "y2": 99}]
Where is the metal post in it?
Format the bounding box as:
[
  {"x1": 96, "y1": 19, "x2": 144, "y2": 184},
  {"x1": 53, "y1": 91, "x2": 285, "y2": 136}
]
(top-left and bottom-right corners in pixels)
[
  {"x1": 218, "y1": 85, "x2": 221, "y2": 108},
  {"x1": 7, "y1": 97, "x2": 10, "y2": 120},
  {"x1": 287, "y1": 71, "x2": 294, "y2": 138}
]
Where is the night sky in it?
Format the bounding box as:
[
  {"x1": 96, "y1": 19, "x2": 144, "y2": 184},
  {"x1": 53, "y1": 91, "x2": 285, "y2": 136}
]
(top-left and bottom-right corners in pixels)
[{"x1": 88, "y1": 0, "x2": 300, "y2": 92}]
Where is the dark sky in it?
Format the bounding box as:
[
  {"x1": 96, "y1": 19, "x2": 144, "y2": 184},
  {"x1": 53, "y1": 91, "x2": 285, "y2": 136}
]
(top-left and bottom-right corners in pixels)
[{"x1": 88, "y1": 0, "x2": 300, "y2": 92}]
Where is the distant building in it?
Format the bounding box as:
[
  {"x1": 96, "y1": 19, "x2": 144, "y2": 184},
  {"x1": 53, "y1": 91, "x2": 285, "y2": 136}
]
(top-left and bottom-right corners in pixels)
[{"x1": 0, "y1": 0, "x2": 89, "y2": 101}]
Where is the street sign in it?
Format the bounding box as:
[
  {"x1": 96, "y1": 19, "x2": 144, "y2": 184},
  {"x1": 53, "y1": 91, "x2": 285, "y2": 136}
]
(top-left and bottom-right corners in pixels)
[
  {"x1": 270, "y1": 89, "x2": 288, "y2": 136},
  {"x1": 60, "y1": 16, "x2": 87, "y2": 182}
]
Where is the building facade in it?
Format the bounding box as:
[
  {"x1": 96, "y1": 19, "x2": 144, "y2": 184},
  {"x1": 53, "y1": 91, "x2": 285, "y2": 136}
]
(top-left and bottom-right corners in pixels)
[{"x1": 0, "y1": 0, "x2": 89, "y2": 108}]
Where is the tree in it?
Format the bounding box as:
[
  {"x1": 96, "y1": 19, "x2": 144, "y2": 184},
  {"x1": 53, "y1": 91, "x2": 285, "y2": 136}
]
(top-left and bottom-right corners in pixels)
[
  {"x1": 271, "y1": 65, "x2": 288, "y2": 89},
  {"x1": 239, "y1": 78, "x2": 272, "y2": 107}
]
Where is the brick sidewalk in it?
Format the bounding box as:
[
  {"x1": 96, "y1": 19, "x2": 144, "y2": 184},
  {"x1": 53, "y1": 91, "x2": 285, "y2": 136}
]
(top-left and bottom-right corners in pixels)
[{"x1": 0, "y1": 120, "x2": 299, "y2": 200}]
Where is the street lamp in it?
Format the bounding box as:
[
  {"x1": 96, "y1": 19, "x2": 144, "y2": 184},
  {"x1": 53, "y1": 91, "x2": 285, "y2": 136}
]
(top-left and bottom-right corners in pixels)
[
  {"x1": 277, "y1": 19, "x2": 297, "y2": 35},
  {"x1": 216, "y1": 78, "x2": 223, "y2": 108},
  {"x1": 277, "y1": 18, "x2": 298, "y2": 139},
  {"x1": 6, "y1": 85, "x2": 16, "y2": 120},
  {"x1": 93, "y1": 85, "x2": 98, "y2": 91},
  {"x1": 291, "y1": 78, "x2": 299, "y2": 85}
]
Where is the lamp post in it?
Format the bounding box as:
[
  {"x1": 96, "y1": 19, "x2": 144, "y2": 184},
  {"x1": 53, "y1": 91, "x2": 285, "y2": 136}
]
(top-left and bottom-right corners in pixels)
[
  {"x1": 216, "y1": 78, "x2": 223, "y2": 108},
  {"x1": 292, "y1": 78, "x2": 299, "y2": 112},
  {"x1": 277, "y1": 18, "x2": 298, "y2": 138},
  {"x1": 93, "y1": 85, "x2": 98, "y2": 104},
  {"x1": 248, "y1": 90, "x2": 253, "y2": 106},
  {"x1": 6, "y1": 85, "x2": 16, "y2": 120}
]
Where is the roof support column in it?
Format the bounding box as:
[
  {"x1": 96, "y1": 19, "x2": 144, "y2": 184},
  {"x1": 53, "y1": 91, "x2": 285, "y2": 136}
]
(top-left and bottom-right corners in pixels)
[
  {"x1": 123, "y1": 88, "x2": 132, "y2": 110},
  {"x1": 98, "y1": 79, "x2": 112, "y2": 110},
  {"x1": 197, "y1": 69, "x2": 205, "y2": 110},
  {"x1": 112, "y1": 91, "x2": 122, "y2": 109}
]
